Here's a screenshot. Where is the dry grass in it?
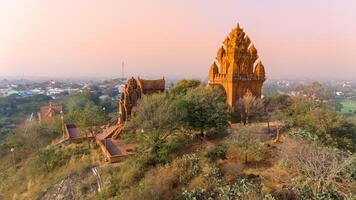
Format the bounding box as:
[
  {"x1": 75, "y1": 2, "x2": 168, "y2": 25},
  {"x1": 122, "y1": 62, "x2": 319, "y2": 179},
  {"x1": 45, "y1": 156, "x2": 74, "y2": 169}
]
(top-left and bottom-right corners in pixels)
[
  {"x1": 218, "y1": 161, "x2": 245, "y2": 183},
  {"x1": 116, "y1": 156, "x2": 148, "y2": 187},
  {"x1": 0, "y1": 144, "x2": 102, "y2": 200},
  {"x1": 187, "y1": 175, "x2": 206, "y2": 190},
  {"x1": 99, "y1": 122, "x2": 294, "y2": 200},
  {"x1": 6, "y1": 120, "x2": 347, "y2": 199},
  {"x1": 137, "y1": 165, "x2": 180, "y2": 199}
]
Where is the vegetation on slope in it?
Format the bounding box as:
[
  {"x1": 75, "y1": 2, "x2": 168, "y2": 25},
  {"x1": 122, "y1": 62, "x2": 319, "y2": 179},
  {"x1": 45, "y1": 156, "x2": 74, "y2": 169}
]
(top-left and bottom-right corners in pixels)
[
  {"x1": 0, "y1": 94, "x2": 52, "y2": 139},
  {"x1": 0, "y1": 80, "x2": 355, "y2": 200},
  {"x1": 94, "y1": 81, "x2": 355, "y2": 200},
  {"x1": 0, "y1": 91, "x2": 116, "y2": 199}
]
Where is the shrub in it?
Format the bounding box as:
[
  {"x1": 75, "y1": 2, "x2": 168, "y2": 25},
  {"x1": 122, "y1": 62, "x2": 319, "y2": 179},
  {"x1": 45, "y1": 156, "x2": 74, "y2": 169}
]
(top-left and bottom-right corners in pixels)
[
  {"x1": 206, "y1": 145, "x2": 227, "y2": 162},
  {"x1": 174, "y1": 154, "x2": 201, "y2": 184},
  {"x1": 287, "y1": 128, "x2": 318, "y2": 141},
  {"x1": 155, "y1": 136, "x2": 188, "y2": 164},
  {"x1": 134, "y1": 165, "x2": 180, "y2": 199},
  {"x1": 227, "y1": 125, "x2": 269, "y2": 163},
  {"x1": 32, "y1": 144, "x2": 90, "y2": 173},
  {"x1": 280, "y1": 138, "x2": 356, "y2": 198},
  {"x1": 278, "y1": 158, "x2": 292, "y2": 168},
  {"x1": 117, "y1": 154, "x2": 155, "y2": 186},
  {"x1": 200, "y1": 163, "x2": 223, "y2": 190},
  {"x1": 179, "y1": 189, "x2": 214, "y2": 200},
  {"x1": 168, "y1": 136, "x2": 189, "y2": 153},
  {"x1": 251, "y1": 143, "x2": 268, "y2": 162},
  {"x1": 114, "y1": 162, "x2": 181, "y2": 200},
  {"x1": 184, "y1": 160, "x2": 224, "y2": 191},
  {"x1": 294, "y1": 178, "x2": 344, "y2": 200},
  {"x1": 263, "y1": 194, "x2": 276, "y2": 200},
  {"x1": 178, "y1": 178, "x2": 264, "y2": 200},
  {"x1": 286, "y1": 100, "x2": 356, "y2": 152},
  {"x1": 217, "y1": 178, "x2": 263, "y2": 199},
  {"x1": 3, "y1": 133, "x2": 24, "y2": 149},
  {"x1": 103, "y1": 172, "x2": 121, "y2": 197},
  {"x1": 34, "y1": 148, "x2": 67, "y2": 173}
]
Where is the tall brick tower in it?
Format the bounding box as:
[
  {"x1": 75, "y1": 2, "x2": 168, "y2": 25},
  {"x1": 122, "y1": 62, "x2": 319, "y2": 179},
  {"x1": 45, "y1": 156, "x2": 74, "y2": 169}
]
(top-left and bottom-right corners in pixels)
[{"x1": 208, "y1": 23, "x2": 266, "y2": 114}]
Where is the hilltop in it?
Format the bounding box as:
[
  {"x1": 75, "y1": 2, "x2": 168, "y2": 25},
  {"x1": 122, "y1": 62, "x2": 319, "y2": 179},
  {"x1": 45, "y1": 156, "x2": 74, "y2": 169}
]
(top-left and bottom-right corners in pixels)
[{"x1": 0, "y1": 79, "x2": 355, "y2": 200}]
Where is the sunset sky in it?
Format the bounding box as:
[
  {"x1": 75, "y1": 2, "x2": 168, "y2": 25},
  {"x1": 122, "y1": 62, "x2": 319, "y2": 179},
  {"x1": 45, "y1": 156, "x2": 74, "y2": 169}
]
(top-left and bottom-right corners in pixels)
[{"x1": 0, "y1": 0, "x2": 355, "y2": 79}]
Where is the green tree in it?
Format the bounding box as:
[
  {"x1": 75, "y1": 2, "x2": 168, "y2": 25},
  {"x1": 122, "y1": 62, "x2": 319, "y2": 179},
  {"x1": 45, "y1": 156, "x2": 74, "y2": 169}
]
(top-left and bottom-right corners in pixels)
[
  {"x1": 26, "y1": 119, "x2": 62, "y2": 148},
  {"x1": 333, "y1": 100, "x2": 344, "y2": 112},
  {"x1": 170, "y1": 79, "x2": 201, "y2": 95},
  {"x1": 63, "y1": 93, "x2": 107, "y2": 133},
  {"x1": 304, "y1": 108, "x2": 355, "y2": 150},
  {"x1": 0, "y1": 116, "x2": 15, "y2": 139},
  {"x1": 285, "y1": 98, "x2": 320, "y2": 127},
  {"x1": 35, "y1": 148, "x2": 59, "y2": 173},
  {"x1": 286, "y1": 97, "x2": 356, "y2": 151},
  {"x1": 182, "y1": 85, "x2": 229, "y2": 138},
  {"x1": 63, "y1": 92, "x2": 98, "y2": 113},
  {"x1": 132, "y1": 93, "x2": 184, "y2": 157},
  {"x1": 294, "y1": 82, "x2": 333, "y2": 101},
  {"x1": 4, "y1": 133, "x2": 24, "y2": 150},
  {"x1": 263, "y1": 93, "x2": 292, "y2": 113},
  {"x1": 263, "y1": 93, "x2": 292, "y2": 132},
  {"x1": 229, "y1": 125, "x2": 268, "y2": 163}
]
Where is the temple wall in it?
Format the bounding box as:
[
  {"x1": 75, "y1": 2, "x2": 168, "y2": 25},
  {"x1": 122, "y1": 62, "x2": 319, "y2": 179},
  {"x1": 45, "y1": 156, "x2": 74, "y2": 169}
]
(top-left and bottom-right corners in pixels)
[
  {"x1": 118, "y1": 77, "x2": 165, "y2": 124},
  {"x1": 210, "y1": 78, "x2": 264, "y2": 110}
]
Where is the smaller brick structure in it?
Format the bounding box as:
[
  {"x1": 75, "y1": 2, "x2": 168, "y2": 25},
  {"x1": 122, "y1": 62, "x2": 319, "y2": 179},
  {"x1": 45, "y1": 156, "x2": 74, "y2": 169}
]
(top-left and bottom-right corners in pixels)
[
  {"x1": 96, "y1": 77, "x2": 165, "y2": 163},
  {"x1": 38, "y1": 102, "x2": 62, "y2": 121},
  {"x1": 119, "y1": 77, "x2": 165, "y2": 124}
]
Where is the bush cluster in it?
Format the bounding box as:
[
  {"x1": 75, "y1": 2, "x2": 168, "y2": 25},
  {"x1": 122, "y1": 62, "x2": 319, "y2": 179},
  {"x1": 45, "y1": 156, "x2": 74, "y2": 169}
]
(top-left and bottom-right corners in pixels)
[
  {"x1": 206, "y1": 145, "x2": 227, "y2": 162},
  {"x1": 178, "y1": 178, "x2": 273, "y2": 200},
  {"x1": 176, "y1": 154, "x2": 201, "y2": 184},
  {"x1": 32, "y1": 144, "x2": 90, "y2": 173}
]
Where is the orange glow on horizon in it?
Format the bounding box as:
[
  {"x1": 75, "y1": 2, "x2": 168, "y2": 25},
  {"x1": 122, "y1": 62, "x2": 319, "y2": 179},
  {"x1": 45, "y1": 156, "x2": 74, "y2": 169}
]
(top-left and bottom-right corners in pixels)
[{"x1": 0, "y1": 0, "x2": 355, "y2": 79}]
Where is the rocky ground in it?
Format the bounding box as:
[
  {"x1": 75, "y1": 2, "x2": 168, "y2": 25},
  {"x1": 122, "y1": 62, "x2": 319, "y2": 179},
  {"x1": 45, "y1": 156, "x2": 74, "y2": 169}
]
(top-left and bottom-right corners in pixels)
[{"x1": 37, "y1": 167, "x2": 98, "y2": 200}]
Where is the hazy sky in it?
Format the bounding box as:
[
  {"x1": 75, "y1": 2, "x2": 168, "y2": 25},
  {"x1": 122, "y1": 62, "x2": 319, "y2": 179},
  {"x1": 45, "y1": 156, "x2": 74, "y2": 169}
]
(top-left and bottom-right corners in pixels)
[{"x1": 0, "y1": 0, "x2": 355, "y2": 79}]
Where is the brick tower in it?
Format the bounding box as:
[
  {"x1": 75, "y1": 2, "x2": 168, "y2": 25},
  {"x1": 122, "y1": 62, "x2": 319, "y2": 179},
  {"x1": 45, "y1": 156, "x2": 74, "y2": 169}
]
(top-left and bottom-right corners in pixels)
[{"x1": 208, "y1": 23, "x2": 266, "y2": 114}]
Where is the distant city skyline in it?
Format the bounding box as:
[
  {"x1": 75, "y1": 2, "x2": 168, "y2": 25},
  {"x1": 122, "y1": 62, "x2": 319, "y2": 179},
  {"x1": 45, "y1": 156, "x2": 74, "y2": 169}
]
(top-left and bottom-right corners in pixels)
[{"x1": 1, "y1": 0, "x2": 355, "y2": 80}]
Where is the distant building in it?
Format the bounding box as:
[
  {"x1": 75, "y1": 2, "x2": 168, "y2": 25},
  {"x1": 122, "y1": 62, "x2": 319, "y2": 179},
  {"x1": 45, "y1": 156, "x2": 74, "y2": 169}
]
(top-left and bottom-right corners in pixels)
[
  {"x1": 30, "y1": 88, "x2": 45, "y2": 95},
  {"x1": 18, "y1": 91, "x2": 33, "y2": 97},
  {"x1": 5, "y1": 89, "x2": 19, "y2": 96},
  {"x1": 38, "y1": 102, "x2": 63, "y2": 121},
  {"x1": 99, "y1": 94, "x2": 110, "y2": 100},
  {"x1": 47, "y1": 88, "x2": 65, "y2": 96}
]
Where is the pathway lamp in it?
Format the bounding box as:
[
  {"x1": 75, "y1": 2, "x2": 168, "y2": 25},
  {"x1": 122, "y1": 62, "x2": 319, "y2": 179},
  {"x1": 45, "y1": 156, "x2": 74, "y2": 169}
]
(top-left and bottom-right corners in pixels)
[{"x1": 10, "y1": 148, "x2": 15, "y2": 169}]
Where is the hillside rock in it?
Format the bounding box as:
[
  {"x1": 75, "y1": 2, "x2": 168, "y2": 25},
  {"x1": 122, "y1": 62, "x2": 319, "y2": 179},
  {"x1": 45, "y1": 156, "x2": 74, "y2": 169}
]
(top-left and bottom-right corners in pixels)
[{"x1": 37, "y1": 169, "x2": 97, "y2": 200}]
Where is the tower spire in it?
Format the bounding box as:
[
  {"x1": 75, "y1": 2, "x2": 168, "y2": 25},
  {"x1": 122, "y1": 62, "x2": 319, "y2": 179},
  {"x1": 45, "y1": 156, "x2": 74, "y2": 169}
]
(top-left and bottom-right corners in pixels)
[{"x1": 121, "y1": 61, "x2": 125, "y2": 79}]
